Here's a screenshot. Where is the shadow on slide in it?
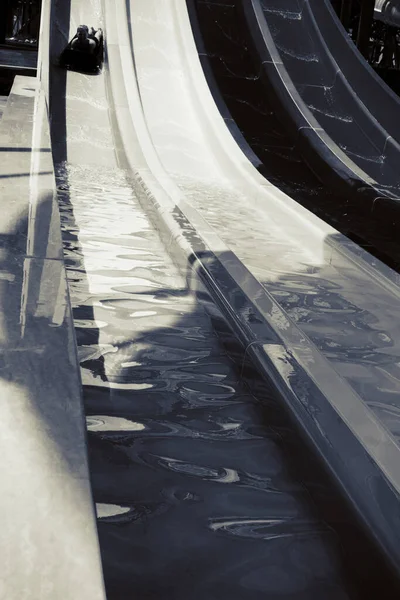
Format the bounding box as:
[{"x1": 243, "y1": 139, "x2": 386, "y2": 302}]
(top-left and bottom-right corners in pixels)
[
  {"x1": 48, "y1": 0, "x2": 105, "y2": 380},
  {"x1": 87, "y1": 247, "x2": 400, "y2": 600}
]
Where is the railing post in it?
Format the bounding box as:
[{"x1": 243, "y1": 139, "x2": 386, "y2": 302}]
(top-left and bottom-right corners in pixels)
[
  {"x1": 0, "y1": 0, "x2": 42, "y2": 47},
  {"x1": 357, "y1": 0, "x2": 376, "y2": 58},
  {"x1": 340, "y1": 0, "x2": 353, "y2": 31},
  {"x1": 0, "y1": 0, "x2": 9, "y2": 44}
]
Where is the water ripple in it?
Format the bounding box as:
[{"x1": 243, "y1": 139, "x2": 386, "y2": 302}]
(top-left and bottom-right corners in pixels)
[
  {"x1": 209, "y1": 517, "x2": 329, "y2": 541},
  {"x1": 56, "y1": 162, "x2": 353, "y2": 597}
]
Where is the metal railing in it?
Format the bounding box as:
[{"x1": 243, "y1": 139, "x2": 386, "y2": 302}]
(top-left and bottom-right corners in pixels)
[
  {"x1": 333, "y1": 0, "x2": 376, "y2": 56},
  {"x1": 0, "y1": 0, "x2": 41, "y2": 47},
  {"x1": 332, "y1": 0, "x2": 400, "y2": 69}
]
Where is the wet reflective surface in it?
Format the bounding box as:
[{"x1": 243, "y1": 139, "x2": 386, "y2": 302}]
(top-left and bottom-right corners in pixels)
[
  {"x1": 56, "y1": 163, "x2": 368, "y2": 599},
  {"x1": 44, "y1": 0, "x2": 400, "y2": 594},
  {"x1": 175, "y1": 174, "x2": 400, "y2": 449}
]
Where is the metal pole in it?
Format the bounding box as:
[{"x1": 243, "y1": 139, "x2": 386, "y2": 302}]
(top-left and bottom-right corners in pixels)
[
  {"x1": 0, "y1": 0, "x2": 9, "y2": 44},
  {"x1": 357, "y1": 0, "x2": 376, "y2": 58},
  {"x1": 340, "y1": 0, "x2": 353, "y2": 31}
]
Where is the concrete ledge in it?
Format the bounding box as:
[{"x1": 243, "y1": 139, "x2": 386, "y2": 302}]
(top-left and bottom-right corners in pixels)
[
  {"x1": 310, "y1": 0, "x2": 400, "y2": 143},
  {"x1": 0, "y1": 47, "x2": 37, "y2": 71},
  {"x1": 0, "y1": 75, "x2": 106, "y2": 599},
  {"x1": 104, "y1": 0, "x2": 400, "y2": 578}
]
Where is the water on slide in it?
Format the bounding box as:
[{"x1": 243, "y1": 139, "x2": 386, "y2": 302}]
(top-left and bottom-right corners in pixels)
[{"x1": 49, "y1": 0, "x2": 383, "y2": 598}]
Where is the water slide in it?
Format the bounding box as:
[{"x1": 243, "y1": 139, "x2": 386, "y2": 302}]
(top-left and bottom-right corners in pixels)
[
  {"x1": 239, "y1": 0, "x2": 400, "y2": 227},
  {"x1": 107, "y1": 5, "x2": 400, "y2": 586},
  {"x1": 4, "y1": 0, "x2": 400, "y2": 596}
]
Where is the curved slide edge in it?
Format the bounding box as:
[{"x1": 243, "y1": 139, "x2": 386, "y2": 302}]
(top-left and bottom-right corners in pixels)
[
  {"x1": 105, "y1": 0, "x2": 400, "y2": 578},
  {"x1": 239, "y1": 0, "x2": 400, "y2": 215},
  {"x1": 185, "y1": 0, "x2": 263, "y2": 170},
  {"x1": 311, "y1": 0, "x2": 400, "y2": 145}
]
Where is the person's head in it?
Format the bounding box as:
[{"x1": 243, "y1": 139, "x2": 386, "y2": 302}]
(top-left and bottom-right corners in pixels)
[{"x1": 77, "y1": 25, "x2": 89, "y2": 41}]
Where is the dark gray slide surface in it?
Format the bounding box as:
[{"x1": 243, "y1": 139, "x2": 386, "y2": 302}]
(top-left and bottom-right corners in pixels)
[
  {"x1": 240, "y1": 0, "x2": 400, "y2": 217},
  {"x1": 311, "y1": 0, "x2": 400, "y2": 143}
]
